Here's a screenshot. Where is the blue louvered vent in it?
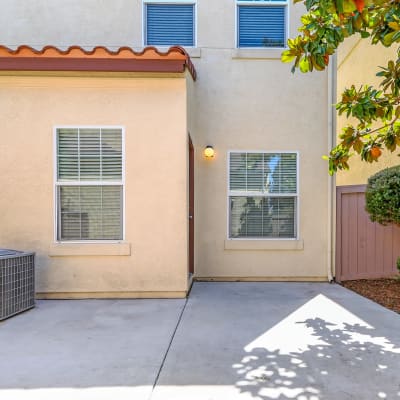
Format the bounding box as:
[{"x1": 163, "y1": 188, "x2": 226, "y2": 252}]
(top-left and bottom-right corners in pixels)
[
  {"x1": 146, "y1": 4, "x2": 195, "y2": 46},
  {"x1": 238, "y1": 5, "x2": 286, "y2": 48}
]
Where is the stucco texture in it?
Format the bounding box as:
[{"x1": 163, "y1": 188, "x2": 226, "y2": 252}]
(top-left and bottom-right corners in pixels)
[
  {"x1": 190, "y1": 51, "x2": 330, "y2": 280},
  {"x1": 337, "y1": 39, "x2": 400, "y2": 186},
  {"x1": 0, "y1": 75, "x2": 189, "y2": 297},
  {"x1": 0, "y1": 0, "x2": 332, "y2": 288},
  {"x1": 188, "y1": 0, "x2": 331, "y2": 280}
]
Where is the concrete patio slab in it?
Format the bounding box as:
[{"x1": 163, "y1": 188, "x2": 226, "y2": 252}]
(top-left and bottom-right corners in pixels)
[
  {"x1": 0, "y1": 298, "x2": 185, "y2": 400},
  {"x1": 152, "y1": 282, "x2": 400, "y2": 400},
  {"x1": 0, "y1": 283, "x2": 399, "y2": 400}
]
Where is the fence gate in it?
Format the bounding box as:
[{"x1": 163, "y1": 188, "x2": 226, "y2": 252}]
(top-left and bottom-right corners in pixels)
[{"x1": 336, "y1": 185, "x2": 400, "y2": 281}]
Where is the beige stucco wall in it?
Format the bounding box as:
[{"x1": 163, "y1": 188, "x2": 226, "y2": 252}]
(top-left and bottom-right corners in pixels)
[
  {"x1": 0, "y1": 0, "x2": 140, "y2": 50},
  {"x1": 192, "y1": 3, "x2": 330, "y2": 280},
  {"x1": 0, "y1": 74, "x2": 190, "y2": 297},
  {"x1": 0, "y1": 0, "x2": 332, "y2": 283},
  {"x1": 191, "y1": 57, "x2": 330, "y2": 280},
  {"x1": 337, "y1": 38, "x2": 399, "y2": 186}
]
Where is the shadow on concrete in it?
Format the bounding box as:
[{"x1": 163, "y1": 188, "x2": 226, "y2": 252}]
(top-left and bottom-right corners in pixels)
[
  {"x1": 1, "y1": 283, "x2": 400, "y2": 400},
  {"x1": 235, "y1": 317, "x2": 400, "y2": 399},
  {"x1": 150, "y1": 283, "x2": 400, "y2": 400}
]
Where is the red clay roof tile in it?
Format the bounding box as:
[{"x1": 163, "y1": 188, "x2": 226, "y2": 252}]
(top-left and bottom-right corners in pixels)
[{"x1": 0, "y1": 45, "x2": 196, "y2": 80}]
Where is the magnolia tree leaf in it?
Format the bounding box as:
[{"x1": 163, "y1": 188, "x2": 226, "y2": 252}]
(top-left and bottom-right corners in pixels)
[{"x1": 283, "y1": 0, "x2": 400, "y2": 173}]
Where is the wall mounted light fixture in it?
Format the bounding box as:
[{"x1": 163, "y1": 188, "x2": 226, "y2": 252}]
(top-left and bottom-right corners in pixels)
[{"x1": 204, "y1": 145, "x2": 215, "y2": 158}]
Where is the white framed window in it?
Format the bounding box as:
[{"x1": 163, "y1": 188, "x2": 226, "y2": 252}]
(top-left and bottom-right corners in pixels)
[
  {"x1": 143, "y1": 1, "x2": 196, "y2": 47},
  {"x1": 228, "y1": 151, "x2": 298, "y2": 239},
  {"x1": 55, "y1": 127, "x2": 124, "y2": 242},
  {"x1": 236, "y1": 0, "x2": 288, "y2": 48}
]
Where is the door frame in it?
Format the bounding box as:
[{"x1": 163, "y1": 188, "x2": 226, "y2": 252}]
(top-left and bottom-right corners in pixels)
[{"x1": 188, "y1": 135, "x2": 194, "y2": 275}]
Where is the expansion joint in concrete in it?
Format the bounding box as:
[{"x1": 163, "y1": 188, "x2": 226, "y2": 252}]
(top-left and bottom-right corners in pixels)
[{"x1": 148, "y1": 295, "x2": 189, "y2": 399}]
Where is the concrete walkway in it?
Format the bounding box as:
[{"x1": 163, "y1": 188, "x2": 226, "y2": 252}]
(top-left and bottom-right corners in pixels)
[{"x1": 1, "y1": 283, "x2": 400, "y2": 400}]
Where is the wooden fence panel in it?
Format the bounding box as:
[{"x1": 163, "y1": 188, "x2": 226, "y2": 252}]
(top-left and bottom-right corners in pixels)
[{"x1": 336, "y1": 185, "x2": 400, "y2": 281}]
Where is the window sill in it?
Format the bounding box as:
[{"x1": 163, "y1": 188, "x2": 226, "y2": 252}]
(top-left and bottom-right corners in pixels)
[
  {"x1": 231, "y1": 48, "x2": 285, "y2": 60},
  {"x1": 49, "y1": 242, "x2": 131, "y2": 257},
  {"x1": 224, "y1": 239, "x2": 304, "y2": 251}
]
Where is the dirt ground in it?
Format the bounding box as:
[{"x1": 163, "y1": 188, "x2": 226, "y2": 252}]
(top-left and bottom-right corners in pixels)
[{"x1": 342, "y1": 279, "x2": 400, "y2": 314}]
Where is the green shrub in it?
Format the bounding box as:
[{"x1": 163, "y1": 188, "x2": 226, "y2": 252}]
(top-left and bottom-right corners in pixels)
[
  {"x1": 365, "y1": 165, "x2": 400, "y2": 225},
  {"x1": 397, "y1": 257, "x2": 400, "y2": 274}
]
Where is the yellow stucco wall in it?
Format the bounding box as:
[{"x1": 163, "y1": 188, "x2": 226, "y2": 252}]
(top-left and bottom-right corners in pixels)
[
  {"x1": 0, "y1": 74, "x2": 190, "y2": 297},
  {"x1": 190, "y1": 62, "x2": 330, "y2": 280},
  {"x1": 184, "y1": 2, "x2": 332, "y2": 281},
  {"x1": 337, "y1": 39, "x2": 399, "y2": 185},
  {"x1": 0, "y1": 0, "x2": 333, "y2": 285},
  {"x1": 189, "y1": 60, "x2": 330, "y2": 280}
]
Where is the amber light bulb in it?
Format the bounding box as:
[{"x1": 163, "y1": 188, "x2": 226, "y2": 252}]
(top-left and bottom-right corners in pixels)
[{"x1": 204, "y1": 146, "x2": 215, "y2": 158}]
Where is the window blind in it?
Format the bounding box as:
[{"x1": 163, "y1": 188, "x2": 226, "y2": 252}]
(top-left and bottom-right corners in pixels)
[
  {"x1": 145, "y1": 4, "x2": 195, "y2": 46},
  {"x1": 229, "y1": 152, "x2": 297, "y2": 239},
  {"x1": 59, "y1": 186, "x2": 122, "y2": 240},
  {"x1": 57, "y1": 128, "x2": 122, "y2": 181},
  {"x1": 229, "y1": 153, "x2": 297, "y2": 194},
  {"x1": 238, "y1": 5, "x2": 286, "y2": 48},
  {"x1": 230, "y1": 196, "x2": 296, "y2": 238},
  {"x1": 56, "y1": 128, "x2": 123, "y2": 241}
]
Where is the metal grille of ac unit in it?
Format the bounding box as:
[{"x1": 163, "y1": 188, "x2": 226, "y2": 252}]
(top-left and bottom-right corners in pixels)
[{"x1": 0, "y1": 250, "x2": 35, "y2": 320}]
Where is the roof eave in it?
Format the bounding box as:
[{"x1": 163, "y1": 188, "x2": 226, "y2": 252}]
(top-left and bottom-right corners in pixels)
[{"x1": 0, "y1": 45, "x2": 197, "y2": 81}]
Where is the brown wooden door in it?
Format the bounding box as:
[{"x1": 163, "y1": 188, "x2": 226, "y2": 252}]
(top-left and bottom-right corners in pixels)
[{"x1": 188, "y1": 136, "x2": 194, "y2": 274}]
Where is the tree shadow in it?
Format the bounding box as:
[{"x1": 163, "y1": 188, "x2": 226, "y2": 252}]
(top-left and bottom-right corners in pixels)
[{"x1": 235, "y1": 317, "x2": 400, "y2": 399}]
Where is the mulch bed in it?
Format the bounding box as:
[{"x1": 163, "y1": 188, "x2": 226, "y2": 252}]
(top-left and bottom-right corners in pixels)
[{"x1": 341, "y1": 279, "x2": 400, "y2": 314}]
